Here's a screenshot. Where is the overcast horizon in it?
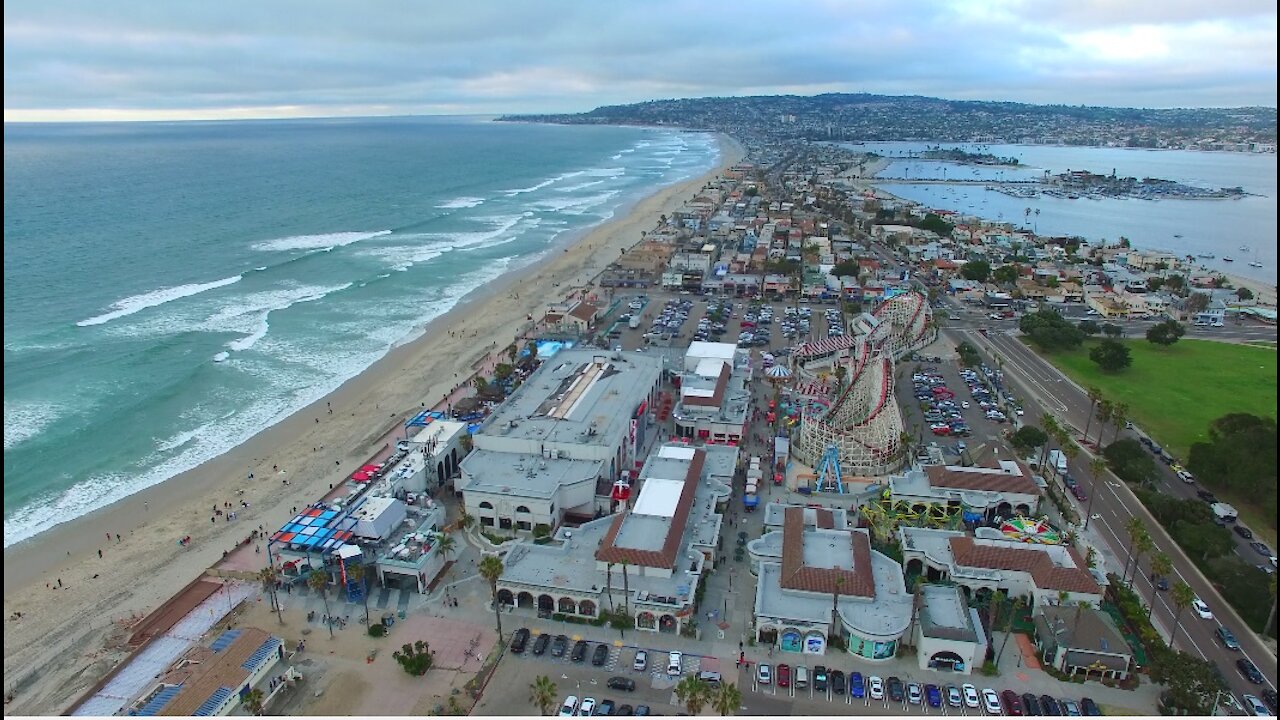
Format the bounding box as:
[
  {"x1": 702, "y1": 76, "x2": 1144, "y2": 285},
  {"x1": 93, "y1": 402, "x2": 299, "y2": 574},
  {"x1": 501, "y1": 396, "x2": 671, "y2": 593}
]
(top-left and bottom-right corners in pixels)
[{"x1": 5, "y1": 1, "x2": 1276, "y2": 123}]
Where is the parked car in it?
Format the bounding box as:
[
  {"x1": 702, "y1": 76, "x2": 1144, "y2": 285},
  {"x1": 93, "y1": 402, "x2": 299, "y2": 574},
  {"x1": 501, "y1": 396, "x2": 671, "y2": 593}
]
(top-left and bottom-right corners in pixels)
[
  {"x1": 962, "y1": 684, "x2": 981, "y2": 708},
  {"x1": 1081, "y1": 697, "x2": 1102, "y2": 715},
  {"x1": 510, "y1": 628, "x2": 531, "y2": 654},
  {"x1": 869, "y1": 676, "x2": 885, "y2": 700},
  {"x1": 907, "y1": 683, "x2": 923, "y2": 705},
  {"x1": 1235, "y1": 525, "x2": 1255, "y2": 540},
  {"x1": 756, "y1": 664, "x2": 771, "y2": 685},
  {"x1": 982, "y1": 688, "x2": 1003, "y2": 715},
  {"x1": 850, "y1": 672, "x2": 864, "y2": 698},
  {"x1": 1072, "y1": 485, "x2": 1088, "y2": 501},
  {"x1": 1062, "y1": 699, "x2": 1081, "y2": 715},
  {"x1": 607, "y1": 677, "x2": 636, "y2": 692},
  {"x1": 666, "y1": 652, "x2": 683, "y2": 675},
  {"x1": 531, "y1": 633, "x2": 551, "y2": 656},
  {"x1": 888, "y1": 676, "x2": 906, "y2": 703},
  {"x1": 558, "y1": 696, "x2": 579, "y2": 717},
  {"x1": 551, "y1": 635, "x2": 568, "y2": 657},
  {"x1": 926, "y1": 684, "x2": 942, "y2": 708},
  {"x1": 615, "y1": 705, "x2": 633, "y2": 717},
  {"x1": 814, "y1": 665, "x2": 828, "y2": 692},
  {"x1": 592, "y1": 644, "x2": 609, "y2": 666},
  {"x1": 1041, "y1": 694, "x2": 1062, "y2": 715},
  {"x1": 1243, "y1": 694, "x2": 1271, "y2": 716},
  {"x1": 776, "y1": 663, "x2": 790, "y2": 688},
  {"x1": 1002, "y1": 689, "x2": 1024, "y2": 715},
  {"x1": 1022, "y1": 693, "x2": 1042, "y2": 716},
  {"x1": 1261, "y1": 689, "x2": 1279, "y2": 714},
  {"x1": 831, "y1": 669, "x2": 845, "y2": 695},
  {"x1": 596, "y1": 699, "x2": 616, "y2": 716},
  {"x1": 571, "y1": 640, "x2": 589, "y2": 662},
  {"x1": 632, "y1": 650, "x2": 647, "y2": 671},
  {"x1": 579, "y1": 698, "x2": 597, "y2": 717},
  {"x1": 1250, "y1": 541, "x2": 1273, "y2": 556}
]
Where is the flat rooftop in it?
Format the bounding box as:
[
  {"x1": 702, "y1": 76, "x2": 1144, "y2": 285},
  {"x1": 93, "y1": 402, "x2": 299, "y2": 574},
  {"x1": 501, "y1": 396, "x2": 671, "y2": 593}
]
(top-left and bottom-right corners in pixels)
[
  {"x1": 459, "y1": 449, "x2": 602, "y2": 499},
  {"x1": 918, "y1": 584, "x2": 979, "y2": 642},
  {"x1": 477, "y1": 349, "x2": 662, "y2": 447}
]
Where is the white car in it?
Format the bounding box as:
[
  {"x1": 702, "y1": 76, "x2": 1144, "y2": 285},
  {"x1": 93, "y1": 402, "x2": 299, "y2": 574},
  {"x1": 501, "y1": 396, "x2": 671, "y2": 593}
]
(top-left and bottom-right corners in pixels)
[
  {"x1": 1177, "y1": 469, "x2": 1195, "y2": 483},
  {"x1": 667, "y1": 651, "x2": 683, "y2": 675},
  {"x1": 869, "y1": 675, "x2": 885, "y2": 700},
  {"x1": 1243, "y1": 694, "x2": 1270, "y2": 716},
  {"x1": 756, "y1": 663, "x2": 771, "y2": 685},
  {"x1": 632, "y1": 650, "x2": 647, "y2": 671},
  {"x1": 961, "y1": 401, "x2": 970, "y2": 409},
  {"x1": 1193, "y1": 598, "x2": 1214, "y2": 620},
  {"x1": 578, "y1": 698, "x2": 596, "y2": 717},
  {"x1": 982, "y1": 688, "x2": 1003, "y2": 715},
  {"x1": 962, "y1": 684, "x2": 980, "y2": 709},
  {"x1": 558, "y1": 696, "x2": 579, "y2": 717}
]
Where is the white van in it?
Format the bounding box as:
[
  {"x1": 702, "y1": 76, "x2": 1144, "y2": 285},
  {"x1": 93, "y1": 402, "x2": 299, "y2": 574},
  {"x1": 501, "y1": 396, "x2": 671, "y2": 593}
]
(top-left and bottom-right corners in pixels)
[
  {"x1": 794, "y1": 666, "x2": 809, "y2": 689},
  {"x1": 1048, "y1": 449, "x2": 1068, "y2": 475},
  {"x1": 667, "y1": 651, "x2": 683, "y2": 675}
]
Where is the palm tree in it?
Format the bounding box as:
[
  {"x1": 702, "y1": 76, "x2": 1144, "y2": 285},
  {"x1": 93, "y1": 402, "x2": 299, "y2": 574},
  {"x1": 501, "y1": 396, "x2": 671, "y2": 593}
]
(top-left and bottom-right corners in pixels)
[
  {"x1": 711, "y1": 682, "x2": 743, "y2": 716},
  {"x1": 1110, "y1": 402, "x2": 1129, "y2": 444},
  {"x1": 986, "y1": 590, "x2": 1006, "y2": 645},
  {"x1": 346, "y1": 562, "x2": 371, "y2": 626},
  {"x1": 308, "y1": 569, "x2": 335, "y2": 639},
  {"x1": 1039, "y1": 415, "x2": 1060, "y2": 471},
  {"x1": 1266, "y1": 574, "x2": 1277, "y2": 637},
  {"x1": 507, "y1": 344, "x2": 519, "y2": 364},
  {"x1": 831, "y1": 576, "x2": 845, "y2": 641},
  {"x1": 436, "y1": 533, "x2": 457, "y2": 563},
  {"x1": 620, "y1": 560, "x2": 632, "y2": 617},
  {"x1": 605, "y1": 562, "x2": 615, "y2": 612},
  {"x1": 675, "y1": 676, "x2": 711, "y2": 715},
  {"x1": 1121, "y1": 517, "x2": 1146, "y2": 584},
  {"x1": 1171, "y1": 581, "x2": 1196, "y2": 649},
  {"x1": 1082, "y1": 387, "x2": 1103, "y2": 442},
  {"x1": 479, "y1": 554, "x2": 505, "y2": 638},
  {"x1": 1131, "y1": 533, "x2": 1154, "y2": 588},
  {"x1": 242, "y1": 688, "x2": 266, "y2": 716},
  {"x1": 457, "y1": 511, "x2": 476, "y2": 533},
  {"x1": 997, "y1": 596, "x2": 1024, "y2": 665},
  {"x1": 530, "y1": 675, "x2": 558, "y2": 716},
  {"x1": 258, "y1": 565, "x2": 283, "y2": 625},
  {"x1": 1094, "y1": 399, "x2": 1114, "y2": 447},
  {"x1": 1084, "y1": 456, "x2": 1107, "y2": 529}
]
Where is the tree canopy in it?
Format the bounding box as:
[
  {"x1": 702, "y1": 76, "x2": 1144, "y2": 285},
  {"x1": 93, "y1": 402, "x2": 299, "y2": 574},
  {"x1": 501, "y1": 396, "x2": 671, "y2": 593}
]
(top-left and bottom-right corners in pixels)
[
  {"x1": 960, "y1": 260, "x2": 991, "y2": 282},
  {"x1": 1188, "y1": 413, "x2": 1277, "y2": 529},
  {"x1": 830, "y1": 260, "x2": 861, "y2": 278},
  {"x1": 1077, "y1": 319, "x2": 1100, "y2": 336},
  {"x1": 920, "y1": 212, "x2": 954, "y2": 237},
  {"x1": 1151, "y1": 649, "x2": 1226, "y2": 716},
  {"x1": 1089, "y1": 339, "x2": 1133, "y2": 372},
  {"x1": 1010, "y1": 426, "x2": 1049, "y2": 455},
  {"x1": 1103, "y1": 438, "x2": 1157, "y2": 486},
  {"x1": 992, "y1": 264, "x2": 1020, "y2": 285},
  {"x1": 1019, "y1": 310, "x2": 1086, "y2": 351},
  {"x1": 1145, "y1": 319, "x2": 1186, "y2": 347}
]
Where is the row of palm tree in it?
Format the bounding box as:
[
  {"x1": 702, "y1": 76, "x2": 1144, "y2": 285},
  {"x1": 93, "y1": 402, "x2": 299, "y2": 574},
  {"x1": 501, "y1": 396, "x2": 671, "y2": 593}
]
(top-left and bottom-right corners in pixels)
[
  {"x1": 1082, "y1": 386, "x2": 1129, "y2": 448},
  {"x1": 675, "y1": 675, "x2": 743, "y2": 716}
]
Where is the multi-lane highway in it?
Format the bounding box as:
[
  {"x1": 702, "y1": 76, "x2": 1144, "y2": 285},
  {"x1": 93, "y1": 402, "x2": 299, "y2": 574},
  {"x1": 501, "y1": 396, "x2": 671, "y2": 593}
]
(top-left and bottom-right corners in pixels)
[{"x1": 952, "y1": 318, "x2": 1277, "y2": 705}]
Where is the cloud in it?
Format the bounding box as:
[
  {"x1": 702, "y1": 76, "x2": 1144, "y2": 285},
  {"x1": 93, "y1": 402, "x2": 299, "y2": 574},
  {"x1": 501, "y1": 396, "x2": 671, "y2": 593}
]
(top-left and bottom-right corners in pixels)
[{"x1": 3, "y1": 0, "x2": 1275, "y2": 121}]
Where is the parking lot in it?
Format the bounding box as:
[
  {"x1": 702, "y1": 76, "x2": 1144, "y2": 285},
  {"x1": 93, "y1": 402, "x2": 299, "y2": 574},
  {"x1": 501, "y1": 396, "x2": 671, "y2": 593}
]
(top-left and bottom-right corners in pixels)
[
  {"x1": 899, "y1": 351, "x2": 1023, "y2": 462},
  {"x1": 476, "y1": 628, "x2": 721, "y2": 716}
]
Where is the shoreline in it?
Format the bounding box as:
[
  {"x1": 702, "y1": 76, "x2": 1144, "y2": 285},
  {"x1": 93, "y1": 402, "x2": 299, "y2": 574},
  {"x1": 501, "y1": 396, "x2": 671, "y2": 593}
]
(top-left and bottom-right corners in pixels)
[{"x1": 1, "y1": 133, "x2": 745, "y2": 715}]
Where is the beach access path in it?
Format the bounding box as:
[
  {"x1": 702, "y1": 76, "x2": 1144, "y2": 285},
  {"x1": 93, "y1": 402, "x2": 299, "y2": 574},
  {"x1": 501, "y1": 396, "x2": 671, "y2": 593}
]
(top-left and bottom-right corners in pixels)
[{"x1": 0, "y1": 134, "x2": 746, "y2": 715}]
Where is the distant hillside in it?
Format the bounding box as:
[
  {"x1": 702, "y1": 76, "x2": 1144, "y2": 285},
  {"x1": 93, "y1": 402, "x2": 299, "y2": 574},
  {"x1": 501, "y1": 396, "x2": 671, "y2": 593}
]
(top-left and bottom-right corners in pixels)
[{"x1": 500, "y1": 93, "x2": 1277, "y2": 147}]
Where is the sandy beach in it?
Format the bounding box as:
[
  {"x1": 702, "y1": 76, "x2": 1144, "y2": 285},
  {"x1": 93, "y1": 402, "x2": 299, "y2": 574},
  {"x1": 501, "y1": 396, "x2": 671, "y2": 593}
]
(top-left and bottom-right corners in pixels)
[{"x1": 1, "y1": 133, "x2": 745, "y2": 714}]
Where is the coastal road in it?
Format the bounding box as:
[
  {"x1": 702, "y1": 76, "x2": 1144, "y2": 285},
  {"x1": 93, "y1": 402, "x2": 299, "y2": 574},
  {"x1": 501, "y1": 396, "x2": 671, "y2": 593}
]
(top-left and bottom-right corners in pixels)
[{"x1": 950, "y1": 325, "x2": 1277, "y2": 703}]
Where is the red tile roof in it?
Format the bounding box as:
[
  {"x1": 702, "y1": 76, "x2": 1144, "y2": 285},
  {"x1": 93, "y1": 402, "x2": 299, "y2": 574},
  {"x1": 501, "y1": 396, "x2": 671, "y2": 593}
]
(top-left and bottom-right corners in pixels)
[
  {"x1": 682, "y1": 363, "x2": 731, "y2": 408},
  {"x1": 948, "y1": 537, "x2": 1100, "y2": 594},
  {"x1": 595, "y1": 450, "x2": 705, "y2": 570},
  {"x1": 778, "y1": 507, "x2": 875, "y2": 597},
  {"x1": 569, "y1": 302, "x2": 600, "y2": 322},
  {"x1": 925, "y1": 464, "x2": 1040, "y2": 496}
]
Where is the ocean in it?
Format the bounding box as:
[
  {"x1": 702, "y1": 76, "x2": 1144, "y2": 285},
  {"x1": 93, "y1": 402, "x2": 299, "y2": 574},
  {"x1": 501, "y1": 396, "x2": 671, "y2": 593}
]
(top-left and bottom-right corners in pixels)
[
  {"x1": 842, "y1": 141, "x2": 1278, "y2": 284},
  {"x1": 2, "y1": 116, "x2": 719, "y2": 546}
]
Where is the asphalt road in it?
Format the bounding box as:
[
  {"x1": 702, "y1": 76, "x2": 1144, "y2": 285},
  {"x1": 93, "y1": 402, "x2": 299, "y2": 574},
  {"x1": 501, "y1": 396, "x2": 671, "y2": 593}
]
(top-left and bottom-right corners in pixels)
[{"x1": 947, "y1": 320, "x2": 1278, "y2": 703}]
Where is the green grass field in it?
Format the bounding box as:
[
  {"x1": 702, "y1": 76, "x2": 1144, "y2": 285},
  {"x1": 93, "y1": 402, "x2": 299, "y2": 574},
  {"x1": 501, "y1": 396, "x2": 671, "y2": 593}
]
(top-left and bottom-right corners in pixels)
[{"x1": 1032, "y1": 338, "x2": 1277, "y2": 460}]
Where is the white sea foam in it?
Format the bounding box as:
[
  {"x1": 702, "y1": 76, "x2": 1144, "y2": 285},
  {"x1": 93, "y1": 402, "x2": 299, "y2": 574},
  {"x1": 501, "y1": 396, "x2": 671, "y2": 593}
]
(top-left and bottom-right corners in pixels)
[
  {"x1": 251, "y1": 230, "x2": 391, "y2": 252},
  {"x1": 503, "y1": 177, "x2": 558, "y2": 195},
  {"x1": 212, "y1": 351, "x2": 230, "y2": 362},
  {"x1": 206, "y1": 282, "x2": 353, "y2": 353},
  {"x1": 77, "y1": 274, "x2": 243, "y2": 327},
  {"x1": 554, "y1": 180, "x2": 605, "y2": 193},
  {"x1": 437, "y1": 196, "x2": 486, "y2": 209},
  {"x1": 3, "y1": 400, "x2": 64, "y2": 450}
]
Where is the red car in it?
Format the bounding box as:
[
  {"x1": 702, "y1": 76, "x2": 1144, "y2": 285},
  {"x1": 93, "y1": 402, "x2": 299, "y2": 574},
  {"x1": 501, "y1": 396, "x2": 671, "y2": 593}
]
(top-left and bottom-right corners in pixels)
[
  {"x1": 1072, "y1": 485, "x2": 1088, "y2": 501},
  {"x1": 1001, "y1": 689, "x2": 1024, "y2": 716},
  {"x1": 777, "y1": 664, "x2": 791, "y2": 688}
]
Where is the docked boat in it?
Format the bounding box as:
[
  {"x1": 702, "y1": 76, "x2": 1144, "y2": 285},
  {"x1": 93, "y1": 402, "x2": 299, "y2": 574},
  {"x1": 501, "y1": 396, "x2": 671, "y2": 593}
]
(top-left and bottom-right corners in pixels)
[
  {"x1": 1223, "y1": 257, "x2": 1235, "y2": 262},
  {"x1": 1239, "y1": 245, "x2": 1250, "y2": 251},
  {"x1": 1174, "y1": 234, "x2": 1183, "y2": 238},
  {"x1": 1249, "y1": 261, "x2": 1264, "y2": 268},
  {"x1": 1197, "y1": 254, "x2": 1215, "y2": 259}
]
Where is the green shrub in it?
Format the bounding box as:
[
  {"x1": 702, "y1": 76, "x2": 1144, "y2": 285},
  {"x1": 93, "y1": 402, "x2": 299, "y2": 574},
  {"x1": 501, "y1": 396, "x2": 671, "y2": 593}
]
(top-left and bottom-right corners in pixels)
[
  {"x1": 552, "y1": 613, "x2": 566, "y2": 623},
  {"x1": 369, "y1": 623, "x2": 386, "y2": 637}
]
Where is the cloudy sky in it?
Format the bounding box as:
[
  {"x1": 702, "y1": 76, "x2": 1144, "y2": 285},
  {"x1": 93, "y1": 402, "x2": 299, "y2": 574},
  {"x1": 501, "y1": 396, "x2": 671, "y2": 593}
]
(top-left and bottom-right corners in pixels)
[{"x1": 4, "y1": 0, "x2": 1276, "y2": 122}]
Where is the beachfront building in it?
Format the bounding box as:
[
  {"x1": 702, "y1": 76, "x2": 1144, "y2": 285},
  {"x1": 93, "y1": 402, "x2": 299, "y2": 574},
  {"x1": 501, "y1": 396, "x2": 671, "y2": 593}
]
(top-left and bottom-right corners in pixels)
[
  {"x1": 457, "y1": 348, "x2": 664, "y2": 532},
  {"x1": 887, "y1": 460, "x2": 1044, "y2": 525},
  {"x1": 747, "y1": 505, "x2": 912, "y2": 659},
  {"x1": 124, "y1": 627, "x2": 292, "y2": 716},
  {"x1": 898, "y1": 527, "x2": 1105, "y2": 610},
  {"x1": 398, "y1": 416, "x2": 469, "y2": 492},
  {"x1": 494, "y1": 445, "x2": 733, "y2": 632},
  {"x1": 1033, "y1": 605, "x2": 1134, "y2": 681},
  {"x1": 912, "y1": 584, "x2": 989, "y2": 674},
  {"x1": 373, "y1": 500, "x2": 448, "y2": 593},
  {"x1": 671, "y1": 341, "x2": 751, "y2": 445}
]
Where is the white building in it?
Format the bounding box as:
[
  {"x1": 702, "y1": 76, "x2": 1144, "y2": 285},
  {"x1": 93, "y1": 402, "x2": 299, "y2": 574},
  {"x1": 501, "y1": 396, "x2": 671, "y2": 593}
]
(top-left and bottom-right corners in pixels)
[
  {"x1": 888, "y1": 461, "x2": 1044, "y2": 523},
  {"x1": 672, "y1": 342, "x2": 751, "y2": 445},
  {"x1": 458, "y1": 349, "x2": 664, "y2": 532},
  {"x1": 748, "y1": 505, "x2": 912, "y2": 660},
  {"x1": 913, "y1": 584, "x2": 988, "y2": 675}
]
